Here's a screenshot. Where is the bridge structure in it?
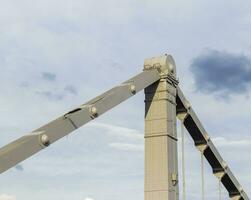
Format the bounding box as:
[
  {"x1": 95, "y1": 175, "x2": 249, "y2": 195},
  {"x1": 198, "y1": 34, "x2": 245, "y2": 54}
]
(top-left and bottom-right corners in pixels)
[{"x1": 0, "y1": 54, "x2": 249, "y2": 200}]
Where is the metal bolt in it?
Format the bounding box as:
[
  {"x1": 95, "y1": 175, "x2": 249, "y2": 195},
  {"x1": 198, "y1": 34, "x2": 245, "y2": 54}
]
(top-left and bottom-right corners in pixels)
[
  {"x1": 130, "y1": 84, "x2": 136, "y2": 94},
  {"x1": 171, "y1": 173, "x2": 178, "y2": 186},
  {"x1": 40, "y1": 134, "x2": 50, "y2": 147},
  {"x1": 89, "y1": 106, "x2": 98, "y2": 118},
  {"x1": 222, "y1": 161, "x2": 228, "y2": 170},
  {"x1": 204, "y1": 133, "x2": 210, "y2": 142},
  {"x1": 197, "y1": 144, "x2": 208, "y2": 153},
  {"x1": 169, "y1": 63, "x2": 175, "y2": 73},
  {"x1": 185, "y1": 100, "x2": 191, "y2": 110}
]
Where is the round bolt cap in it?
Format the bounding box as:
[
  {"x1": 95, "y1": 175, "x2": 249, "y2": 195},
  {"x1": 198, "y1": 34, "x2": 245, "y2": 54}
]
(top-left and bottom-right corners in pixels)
[
  {"x1": 89, "y1": 106, "x2": 98, "y2": 118},
  {"x1": 185, "y1": 100, "x2": 191, "y2": 110},
  {"x1": 204, "y1": 133, "x2": 210, "y2": 141},
  {"x1": 222, "y1": 161, "x2": 228, "y2": 170},
  {"x1": 41, "y1": 134, "x2": 50, "y2": 147},
  {"x1": 130, "y1": 84, "x2": 136, "y2": 94}
]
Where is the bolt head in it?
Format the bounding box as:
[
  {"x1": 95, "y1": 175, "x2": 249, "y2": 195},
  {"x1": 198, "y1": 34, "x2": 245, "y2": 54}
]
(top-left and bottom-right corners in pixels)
[
  {"x1": 184, "y1": 100, "x2": 191, "y2": 110},
  {"x1": 89, "y1": 106, "x2": 98, "y2": 118},
  {"x1": 130, "y1": 84, "x2": 136, "y2": 94},
  {"x1": 222, "y1": 161, "x2": 228, "y2": 170},
  {"x1": 144, "y1": 54, "x2": 177, "y2": 77},
  {"x1": 41, "y1": 134, "x2": 50, "y2": 146},
  {"x1": 204, "y1": 133, "x2": 210, "y2": 141}
]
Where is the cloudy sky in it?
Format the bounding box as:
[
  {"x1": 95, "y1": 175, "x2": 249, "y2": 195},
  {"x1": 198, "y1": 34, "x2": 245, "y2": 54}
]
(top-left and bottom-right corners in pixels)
[{"x1": 0, "y1": 0, "x2": 251, "y2": 199}]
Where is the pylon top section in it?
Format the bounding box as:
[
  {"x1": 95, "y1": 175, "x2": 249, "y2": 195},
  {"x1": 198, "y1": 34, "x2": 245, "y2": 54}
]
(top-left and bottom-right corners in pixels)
[{"x1": 143, "y1": 54, "x2": 177, "y2": 78}]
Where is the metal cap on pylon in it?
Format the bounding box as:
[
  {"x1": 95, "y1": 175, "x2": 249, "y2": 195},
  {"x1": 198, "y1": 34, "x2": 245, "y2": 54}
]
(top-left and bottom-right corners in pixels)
[{"x1": 143, "y1": 54, "x2": 176, "y2": 78}]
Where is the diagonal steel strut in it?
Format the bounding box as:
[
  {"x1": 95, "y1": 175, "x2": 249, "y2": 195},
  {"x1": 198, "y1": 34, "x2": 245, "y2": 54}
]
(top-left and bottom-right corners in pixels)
[
  {"x1": 0, "y1": 54, "x2": 249, "y2": 200},
  {"x1": 176, "y1": 87, "x2": 249, "y2": 200},
  {"x1": 0, "y1": 69, "x2": 160, "y2": 174}
]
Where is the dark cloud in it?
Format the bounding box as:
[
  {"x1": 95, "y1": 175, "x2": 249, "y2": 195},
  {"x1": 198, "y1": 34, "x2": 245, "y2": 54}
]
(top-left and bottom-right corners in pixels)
[
  {"x1": 190, "y1": 49, "x2": 251, "y2": 97},
  {"x1": 102, "y1": 58, "x2": 124, "y2": 71},
  {"x1": 19, "y1": 81, "x2": 29, "y2": 88},
  {"x1": 64, "y1": 85, "x2": 78, "y2": 95},
  {"x1": 37, "y1": 91, "x2": 64, "y2": 101},
  {"x1": 15, "y1": 164, "x2": 24, "y2": 171},
  {"x1": 42, "y1": 72, "x2": 56, "y2": 81},
  {"x1": 36, "y1": 85, "x2": 77, "y2": 101}
]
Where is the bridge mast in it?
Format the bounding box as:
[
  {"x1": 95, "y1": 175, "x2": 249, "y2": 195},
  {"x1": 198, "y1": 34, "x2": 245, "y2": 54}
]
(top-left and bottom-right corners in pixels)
[
  {"x1": 0, "y1": 54, "x2": 249, "y2": 199},
  {"x1": 144, "y1": 55, "x2": 179, "y2": 200}
]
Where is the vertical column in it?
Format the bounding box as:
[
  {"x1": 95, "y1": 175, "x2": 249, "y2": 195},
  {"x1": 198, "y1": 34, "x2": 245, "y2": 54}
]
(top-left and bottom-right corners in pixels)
[{"x1": 144, "y1": 55, "x2": 179, "y2": 200}]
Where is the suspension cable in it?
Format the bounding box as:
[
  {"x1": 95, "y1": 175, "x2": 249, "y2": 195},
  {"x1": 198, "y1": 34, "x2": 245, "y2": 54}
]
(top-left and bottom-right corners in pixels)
[
  {"x1": 219, "y1": 179, "x2": 222, "y2": 200},
  {"x1": 181, "y1": 121, "x2": 186, "y2": 200},
  {"x1": 201, "y1": 152, "x2": 205, "y2": 200}
]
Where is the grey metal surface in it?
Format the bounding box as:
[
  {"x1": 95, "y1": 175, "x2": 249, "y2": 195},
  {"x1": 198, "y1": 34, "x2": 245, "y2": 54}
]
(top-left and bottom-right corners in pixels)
[
  {"x1": 176, "y1": 86, "x2": 249, "y2": 200},
  {"x1": 0, "y1": 69, "x2": 160, "y2": 174}
]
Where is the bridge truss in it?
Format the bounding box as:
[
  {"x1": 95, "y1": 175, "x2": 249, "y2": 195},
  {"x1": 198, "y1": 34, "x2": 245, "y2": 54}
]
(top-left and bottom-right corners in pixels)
[{"x1": 0, "y1": 54, "x2": 249, "y2": 199}]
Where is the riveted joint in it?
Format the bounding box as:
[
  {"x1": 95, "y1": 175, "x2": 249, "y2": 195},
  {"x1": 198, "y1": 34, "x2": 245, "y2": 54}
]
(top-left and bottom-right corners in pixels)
[
  {"x1": 196, "y1": 143, "x2": 208, "y2": 153},
  {"x1": 222, "y1": 161, "x2": 228, "y2": 170},
  {"x1": 89, "y1": 106, "x2": 98, "y2": 119},
  {"x1": 144, "y1": 54, "x2": 177, "y2": 78},
  {"x1": 213, "y1": 168, "x2": 226, "y2": 180},
  {"x1": 177, "y1": 111, "x2": 188, "y2": 122},
  {"x1": 40, "y1": 134, "x2": 50, "y2": 147},
  {"x1": 204, "y1": 133, "x2": 210, "y2": 142},
  {"x1": 230, "y1": 194, "x2": 242, "y2": 200},
  {"x1": 129, "y1": 84, "x2": 136, "y2": 95},
  {"x1": 171, "y1": 173, "x2": 178, "y2": 186},
  {"x1": 239, "y1": 186, "x2": 244, "y2": 194},
  {"x1": 184, "y1": 100, "x2": 191, "y2": 111}
]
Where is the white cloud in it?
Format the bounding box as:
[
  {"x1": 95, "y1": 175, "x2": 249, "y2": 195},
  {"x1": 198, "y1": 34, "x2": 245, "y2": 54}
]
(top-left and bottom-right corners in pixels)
[
  {"x1": 109, "y1": 142, "x2": 143, "y2": 152},
  {"x1": 87, "y1": 122, "x2": 143, "y2": 140},
  {"x1": 0, "y1": 0, "x2": 251, "y2": 199},
  {"x1": 0, "y1": 194, "x2": 16, "y2": 200},
  {"x1": 88, "y1": 122, "x2": 144, "y2": 151},
  {"x1": 84, "y1": 198, "x2": 94, "y2": 200},
  {"x1": 212, "y1": 137, "x2": 251, "y2": 147}
]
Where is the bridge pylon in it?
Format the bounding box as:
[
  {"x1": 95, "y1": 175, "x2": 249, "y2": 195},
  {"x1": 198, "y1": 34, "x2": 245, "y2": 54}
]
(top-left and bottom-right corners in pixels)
[{"x1": 144, "y1": 55, "x2": 179, "y2": 200}]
